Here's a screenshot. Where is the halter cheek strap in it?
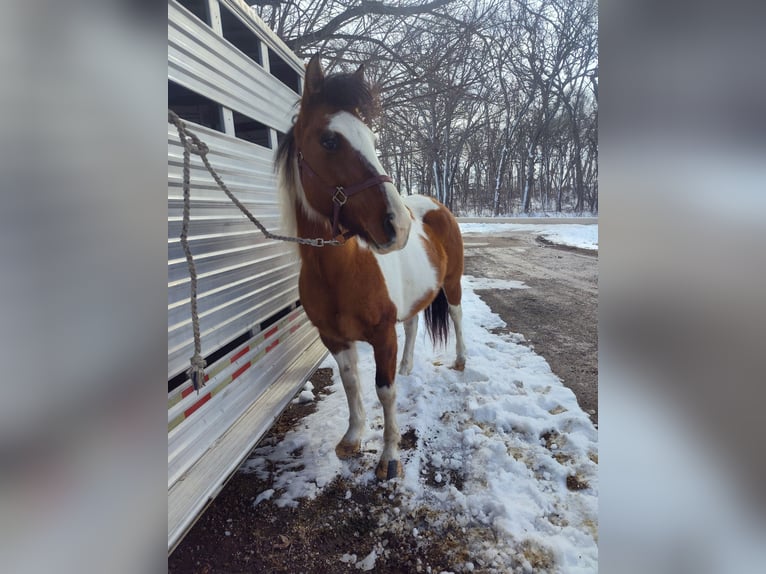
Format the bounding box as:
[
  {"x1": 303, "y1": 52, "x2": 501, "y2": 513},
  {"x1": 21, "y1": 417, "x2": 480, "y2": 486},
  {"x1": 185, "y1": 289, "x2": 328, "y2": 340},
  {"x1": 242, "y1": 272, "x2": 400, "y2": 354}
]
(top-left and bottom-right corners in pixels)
[{"x1": 297, "y1": 150, "x2": 393, "y2": 238}]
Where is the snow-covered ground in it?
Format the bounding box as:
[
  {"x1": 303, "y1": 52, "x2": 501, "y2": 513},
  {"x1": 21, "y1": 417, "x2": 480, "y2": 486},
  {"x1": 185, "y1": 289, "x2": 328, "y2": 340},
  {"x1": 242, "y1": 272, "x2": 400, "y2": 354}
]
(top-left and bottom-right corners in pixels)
[
  {"x1": 460, "y1": 222, "x2": 598, "y2": 252},
  {"x1": 243, "y1": 230, "x2": 598, "y2": 572}
]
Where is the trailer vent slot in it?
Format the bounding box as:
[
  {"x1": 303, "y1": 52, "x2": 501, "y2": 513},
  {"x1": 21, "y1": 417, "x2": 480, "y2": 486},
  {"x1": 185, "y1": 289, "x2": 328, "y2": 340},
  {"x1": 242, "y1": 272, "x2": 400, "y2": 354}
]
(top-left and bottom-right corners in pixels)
[
  {"x1": 233, "y1": 111, "x2": 271, "y2": 148},
  {"x1": 220, "y1": 4, "x2": 262, "y2": 66},
  {"x1": 176, "y1": 0, "x2": 211, "y2": 27},
  {"x1": 168, "y1": 80, "x2": 223, "y2": 133},
  {"x1": 269, "y1": 48, "x2": 301, "y2": 94}
]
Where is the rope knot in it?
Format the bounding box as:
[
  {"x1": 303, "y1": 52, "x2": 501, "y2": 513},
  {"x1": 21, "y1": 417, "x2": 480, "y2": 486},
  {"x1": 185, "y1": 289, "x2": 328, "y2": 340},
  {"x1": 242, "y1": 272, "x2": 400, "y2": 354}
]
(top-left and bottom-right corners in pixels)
[
  {"x1": 187, "y1": 138, "x2": 209, "y2": 156},
  {"x1": 187, "y1": 354, "x2": 207, "y2": 392}
]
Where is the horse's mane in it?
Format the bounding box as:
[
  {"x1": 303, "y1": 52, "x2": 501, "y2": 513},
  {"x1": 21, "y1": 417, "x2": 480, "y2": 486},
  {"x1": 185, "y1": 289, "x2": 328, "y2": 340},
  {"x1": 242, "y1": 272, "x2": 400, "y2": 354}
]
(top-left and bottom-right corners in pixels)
[
  {"x1": 276, "y1": 68, "x2": 379, "y2": 237},
  {"x1": 276, "y1": 126, "x2": 308, "y2": 238}
]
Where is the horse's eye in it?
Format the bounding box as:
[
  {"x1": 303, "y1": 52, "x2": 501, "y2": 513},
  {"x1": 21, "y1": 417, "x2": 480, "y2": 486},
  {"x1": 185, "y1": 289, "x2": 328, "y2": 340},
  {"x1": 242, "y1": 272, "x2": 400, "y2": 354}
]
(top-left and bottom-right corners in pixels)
[{"x1": 321, "y1": 133, "x2": 339, "y2": 151}]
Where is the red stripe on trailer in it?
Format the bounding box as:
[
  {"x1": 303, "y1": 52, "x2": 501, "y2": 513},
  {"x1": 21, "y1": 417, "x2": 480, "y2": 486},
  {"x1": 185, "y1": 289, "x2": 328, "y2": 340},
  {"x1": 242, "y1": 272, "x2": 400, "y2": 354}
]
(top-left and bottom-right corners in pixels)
[
  {"x1": 231, "y1": 345, "x2": 250, "y2": 362},
  {"x1": 265, "y1": 325, "x2": 279, "y2": 339},
  {"x1": 174, "y1": 314, "x2": 295, "y2": 413},
  {"x1": 184, "y1": 393, "x2": 211, "y2": 418},
  {"x1": 232, "y1": 361, "x2": 251, "y2": 380},
  {"x1": 266, "y1": 339, "x2": 280, "y2": 353}
]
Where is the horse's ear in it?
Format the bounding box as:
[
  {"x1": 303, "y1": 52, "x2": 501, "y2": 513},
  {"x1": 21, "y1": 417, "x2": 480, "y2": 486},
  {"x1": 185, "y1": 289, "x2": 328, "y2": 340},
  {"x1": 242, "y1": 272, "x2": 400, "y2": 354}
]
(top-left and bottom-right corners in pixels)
[
  {"x1": 305, "y1": 54, "x2": 324, "y2": 96},
  {"x1": 353, "y1": 63, "x2": 365, "y2": 80}
]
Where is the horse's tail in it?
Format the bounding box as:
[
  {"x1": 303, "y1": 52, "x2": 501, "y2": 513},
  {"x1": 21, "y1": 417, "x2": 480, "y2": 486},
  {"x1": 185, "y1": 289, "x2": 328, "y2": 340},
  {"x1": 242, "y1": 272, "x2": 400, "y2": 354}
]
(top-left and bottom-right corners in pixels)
[{"x1": 424, "y1": 288, "x2": 450, "y2": 347}]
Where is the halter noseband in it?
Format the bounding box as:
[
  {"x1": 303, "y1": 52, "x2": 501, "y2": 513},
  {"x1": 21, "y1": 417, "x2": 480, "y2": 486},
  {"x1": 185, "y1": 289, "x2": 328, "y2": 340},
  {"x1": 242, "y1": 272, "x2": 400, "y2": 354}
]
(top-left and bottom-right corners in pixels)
[{"x1": 297, "y1": 150, "x2": 393, "y2": 238}]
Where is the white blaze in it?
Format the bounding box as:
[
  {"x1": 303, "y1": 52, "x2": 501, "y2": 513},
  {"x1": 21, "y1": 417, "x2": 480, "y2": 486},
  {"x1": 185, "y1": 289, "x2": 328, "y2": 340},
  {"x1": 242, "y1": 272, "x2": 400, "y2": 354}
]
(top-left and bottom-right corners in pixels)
[{"x1": 327, "y1": 111, "x2": 410, "y2": 251}]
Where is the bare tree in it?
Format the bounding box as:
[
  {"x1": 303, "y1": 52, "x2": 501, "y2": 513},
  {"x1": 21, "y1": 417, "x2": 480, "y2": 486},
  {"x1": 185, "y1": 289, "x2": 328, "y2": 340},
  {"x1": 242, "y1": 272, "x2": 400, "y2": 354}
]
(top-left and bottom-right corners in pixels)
[{"x1": 254, "y1": 0, "x2": 598, "y2": 215}]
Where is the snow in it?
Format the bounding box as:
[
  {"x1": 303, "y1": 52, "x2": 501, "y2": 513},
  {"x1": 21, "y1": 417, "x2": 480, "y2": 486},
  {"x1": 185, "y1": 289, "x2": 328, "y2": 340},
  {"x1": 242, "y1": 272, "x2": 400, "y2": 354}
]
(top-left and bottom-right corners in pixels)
[
  {"x1": 356, "y1": 549, "x2": 378, "y2": 571},
  {"x1": 294, "y1": 390, "x2": 314, "y2": 404},
  {"x1": 340, "y1": 550, "x2": 378, "y2": 571},
  {"x1": 460, "y1": 222, "x2": 598, "y2": 251},
  {"x1": 252, "y1": 488, "x2": 274, "y2": 507},
  {"x1": 243, "y1": 272, "x2": 598, "y2": 572},
  {"x1": 340, "y1": 553, "x2": 356, "y2": 564},
  {"x1": 292, "y1": 381, "x2": 315, "y2": 404}
]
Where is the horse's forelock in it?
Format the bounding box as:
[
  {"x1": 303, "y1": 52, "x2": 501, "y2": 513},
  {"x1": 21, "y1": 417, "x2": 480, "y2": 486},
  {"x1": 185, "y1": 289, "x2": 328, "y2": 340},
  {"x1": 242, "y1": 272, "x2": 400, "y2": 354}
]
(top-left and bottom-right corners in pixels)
[{"x1": 313, "y1": 72, "x2": 379, "y2": 123}]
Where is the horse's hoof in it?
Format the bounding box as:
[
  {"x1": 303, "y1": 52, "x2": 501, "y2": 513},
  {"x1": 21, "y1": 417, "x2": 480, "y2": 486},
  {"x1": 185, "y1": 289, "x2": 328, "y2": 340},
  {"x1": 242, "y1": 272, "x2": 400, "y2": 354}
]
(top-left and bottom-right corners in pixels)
[
  {"x1": 398, "y1": 363, "x2": 412, "y2": 376},
  {"x1": 451, "y1": 360, "x2": 465, "y2": 372},
  {"x1": 335, "y1": 440, "x2": 361, "y2": 459},
  {"x1": 376, "y1": 459, "x2": 403, "y2": 480}
]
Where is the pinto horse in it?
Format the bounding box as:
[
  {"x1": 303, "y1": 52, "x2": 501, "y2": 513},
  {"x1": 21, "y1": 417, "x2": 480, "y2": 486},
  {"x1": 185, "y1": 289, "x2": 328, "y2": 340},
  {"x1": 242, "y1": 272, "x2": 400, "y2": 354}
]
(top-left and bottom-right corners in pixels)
[{"x1": 276, "y1": 55, "x2": 465, "y2": 480}]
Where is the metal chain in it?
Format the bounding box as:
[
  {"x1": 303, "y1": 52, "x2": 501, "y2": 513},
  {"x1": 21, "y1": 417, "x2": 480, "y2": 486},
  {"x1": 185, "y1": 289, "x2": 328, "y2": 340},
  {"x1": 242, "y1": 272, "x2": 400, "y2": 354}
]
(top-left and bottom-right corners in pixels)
[{"x1": 168, "y1": 110, "x2": 343, "y2": 391}]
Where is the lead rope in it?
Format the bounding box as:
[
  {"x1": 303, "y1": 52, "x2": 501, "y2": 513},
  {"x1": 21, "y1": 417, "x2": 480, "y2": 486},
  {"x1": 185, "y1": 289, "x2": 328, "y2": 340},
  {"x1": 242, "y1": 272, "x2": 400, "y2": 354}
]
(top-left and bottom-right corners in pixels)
[{"x1": 168, "y1": 110, "x2": 345, "y2": 391}]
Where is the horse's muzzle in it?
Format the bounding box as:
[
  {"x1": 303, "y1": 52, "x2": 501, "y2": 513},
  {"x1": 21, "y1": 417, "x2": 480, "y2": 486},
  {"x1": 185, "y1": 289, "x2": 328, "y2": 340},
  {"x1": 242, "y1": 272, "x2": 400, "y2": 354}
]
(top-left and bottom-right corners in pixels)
[{"x1": 371, "y1": 211, "x2": 410, "y2": 254}]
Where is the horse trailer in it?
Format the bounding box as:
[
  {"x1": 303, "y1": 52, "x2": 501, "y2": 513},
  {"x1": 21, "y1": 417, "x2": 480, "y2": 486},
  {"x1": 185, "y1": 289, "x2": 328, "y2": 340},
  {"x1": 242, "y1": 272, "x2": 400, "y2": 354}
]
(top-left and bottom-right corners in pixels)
[{"x1": 167, "y1": 0, "x2": 325, "y2": 552}]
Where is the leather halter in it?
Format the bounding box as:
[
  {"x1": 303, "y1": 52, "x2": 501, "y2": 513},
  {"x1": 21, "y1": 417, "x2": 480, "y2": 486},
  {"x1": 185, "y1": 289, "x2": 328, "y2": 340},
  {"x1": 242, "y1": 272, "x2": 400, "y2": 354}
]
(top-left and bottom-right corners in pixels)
[{"x1": 297, "y1": 150, "x2": 393, "y2": 238}]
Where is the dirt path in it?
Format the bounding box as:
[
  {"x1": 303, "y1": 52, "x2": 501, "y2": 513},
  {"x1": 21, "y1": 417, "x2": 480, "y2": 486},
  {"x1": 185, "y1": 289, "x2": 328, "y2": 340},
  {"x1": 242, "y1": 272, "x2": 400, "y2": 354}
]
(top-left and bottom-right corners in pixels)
[
  {"x1": 462, "y1": 231, "x2": 598, "y2": 425},
  {"x1": 169, "y1": 227, "x2": 598, "y2": 573}
]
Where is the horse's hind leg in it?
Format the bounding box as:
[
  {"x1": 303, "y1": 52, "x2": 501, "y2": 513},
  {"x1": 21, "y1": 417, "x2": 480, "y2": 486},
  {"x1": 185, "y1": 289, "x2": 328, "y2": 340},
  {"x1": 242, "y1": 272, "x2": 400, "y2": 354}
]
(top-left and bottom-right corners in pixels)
[
  {"x1": 398, "y1": 315, "x2": 418, "y2": 376},
  {"x1": 371, "y1": 325, "x2": 402, "y2": 480},
  {"x1": 448, "y1": 304, "x2": 466, "y2": 371},
  {"x1": 444, "y1": 277, "x2": 466, "y2": 371},
  {"x1": 331, "y1": 342, "x2": 366, "y2": 459}
]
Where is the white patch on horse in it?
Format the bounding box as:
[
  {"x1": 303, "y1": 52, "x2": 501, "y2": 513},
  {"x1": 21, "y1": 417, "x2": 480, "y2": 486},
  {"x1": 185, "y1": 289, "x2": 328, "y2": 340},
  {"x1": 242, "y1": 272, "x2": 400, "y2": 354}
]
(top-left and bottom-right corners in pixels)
[
  {"x1": 333, "y1": 344, "x2": 366, "y2": 449},
  {"x1": 328, "y1": 112, "x2": 410, "y2": 249},
  {"x1": 403, "y1": 194, "x2": 441, "y2": 219},
  {"x1": 371, "y1": 215, "x2": 439, "y2": 321}
]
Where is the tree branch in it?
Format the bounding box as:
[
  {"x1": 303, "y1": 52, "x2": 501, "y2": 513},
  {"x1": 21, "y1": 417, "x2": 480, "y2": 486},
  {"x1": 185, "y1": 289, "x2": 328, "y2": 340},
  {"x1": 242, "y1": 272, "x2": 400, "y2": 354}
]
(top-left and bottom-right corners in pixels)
[{"x1": 287, "y1": 0, "x2": 456, "y2": 50}]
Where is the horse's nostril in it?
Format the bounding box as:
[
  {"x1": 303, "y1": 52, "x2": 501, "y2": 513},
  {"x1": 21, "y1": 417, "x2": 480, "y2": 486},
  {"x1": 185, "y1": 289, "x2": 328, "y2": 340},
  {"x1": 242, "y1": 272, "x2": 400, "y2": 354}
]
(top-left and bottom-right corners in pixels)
[{"x1": 383, "y1": 213, "x2": 397, "y2": 242}]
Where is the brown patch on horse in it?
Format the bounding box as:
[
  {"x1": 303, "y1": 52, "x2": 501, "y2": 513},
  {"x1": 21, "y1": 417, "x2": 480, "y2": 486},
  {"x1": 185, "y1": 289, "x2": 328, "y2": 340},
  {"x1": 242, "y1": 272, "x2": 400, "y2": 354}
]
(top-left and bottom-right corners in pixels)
[
  {"x1": 423, "y1": 205, "x2": 464, "y2": 306},
  {"x1": 370, "y1": 321, "x2": 398, "y2": 387},
  {"x1": 297, "y1": 235, "x2": 397, "y2": 345},
  {"x1": 404, "y1": 288, "x2": 439, "y2": 323}
]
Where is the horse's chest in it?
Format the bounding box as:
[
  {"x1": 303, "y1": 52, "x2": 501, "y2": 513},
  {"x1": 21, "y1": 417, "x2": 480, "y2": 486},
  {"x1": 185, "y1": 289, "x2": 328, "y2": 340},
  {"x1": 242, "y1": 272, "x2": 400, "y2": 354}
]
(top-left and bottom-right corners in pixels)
[
  {"x1": 299, "y1": 267, "x2": 388, "y2": 342},
  {"x1": 298, "y1": 223, "x2": 440, "y2": 339}
]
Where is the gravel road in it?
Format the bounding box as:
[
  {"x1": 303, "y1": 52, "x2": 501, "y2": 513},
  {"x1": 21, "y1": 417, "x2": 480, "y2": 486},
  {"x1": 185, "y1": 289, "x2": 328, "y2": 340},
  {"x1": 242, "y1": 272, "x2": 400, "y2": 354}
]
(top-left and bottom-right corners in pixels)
[{"x1": 462, "y1": 225, "x2": 598, "y2": 425}]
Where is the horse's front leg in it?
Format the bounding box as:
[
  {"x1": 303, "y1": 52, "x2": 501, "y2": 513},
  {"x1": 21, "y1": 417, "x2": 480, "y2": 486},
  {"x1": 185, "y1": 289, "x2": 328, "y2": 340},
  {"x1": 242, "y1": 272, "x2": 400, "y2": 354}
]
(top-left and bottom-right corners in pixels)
[
  {"x1": 371, "y1": 325, "x2": 402, "y2": 480},
  {"x1": 329, "y1": 341, "x2": 366, "y2": 459}
]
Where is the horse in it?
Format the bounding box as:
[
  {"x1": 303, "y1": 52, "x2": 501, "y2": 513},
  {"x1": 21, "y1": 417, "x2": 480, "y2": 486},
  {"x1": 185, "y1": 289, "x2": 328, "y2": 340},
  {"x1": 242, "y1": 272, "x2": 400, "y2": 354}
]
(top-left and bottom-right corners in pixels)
[{"x1": 275, "y1": 55, "x2": 465, "y2": 480}]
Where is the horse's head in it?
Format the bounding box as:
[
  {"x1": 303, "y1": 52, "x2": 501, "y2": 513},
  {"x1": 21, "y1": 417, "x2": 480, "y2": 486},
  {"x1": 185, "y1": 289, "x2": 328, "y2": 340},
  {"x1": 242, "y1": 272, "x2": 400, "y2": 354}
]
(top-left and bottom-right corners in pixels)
[{"x1": 290, "y1": 55, "x2": 411, "y2": 253}]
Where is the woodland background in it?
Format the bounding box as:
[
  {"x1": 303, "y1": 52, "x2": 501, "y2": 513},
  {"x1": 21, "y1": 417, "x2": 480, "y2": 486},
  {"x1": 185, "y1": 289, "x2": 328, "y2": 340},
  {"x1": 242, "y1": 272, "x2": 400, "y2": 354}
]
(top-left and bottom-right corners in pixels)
[{"x1": 254, "y1": 0, "x2": 598, "y2": 215}]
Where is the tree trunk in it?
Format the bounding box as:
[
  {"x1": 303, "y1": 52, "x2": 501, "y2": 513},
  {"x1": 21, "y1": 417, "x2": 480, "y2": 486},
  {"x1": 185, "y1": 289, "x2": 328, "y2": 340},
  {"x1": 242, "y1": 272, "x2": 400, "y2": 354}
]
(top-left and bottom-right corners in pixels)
[
  {"x1": 523, "y1": 142, "x2": 535, "y2": 213},
  {"x1": 492, "y1": 144, "x2": 508, "y2": 216}
]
